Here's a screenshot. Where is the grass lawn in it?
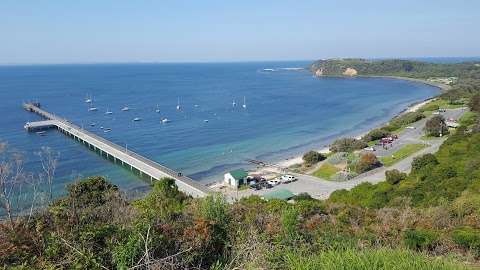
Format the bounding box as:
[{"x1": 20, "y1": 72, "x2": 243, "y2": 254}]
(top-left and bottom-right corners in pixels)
[
  {"x1": 420, "y1": 134, "x2": 443, "y2": 140},
  {"x1": 380, "y1": 144, "x2": 428, "y2": 167},
  {"x1": 458, "y1": 111, "x2": 477, "y2": 126},
  {"x1": 367, "y1": 139, "x2": 379, "y2": 147},
  {"x1": 313, "y1": 163, "x2": 340, "y2": 179},
  {"x1": 420, "y1": 99, "x2": 465, "y2": 113}
]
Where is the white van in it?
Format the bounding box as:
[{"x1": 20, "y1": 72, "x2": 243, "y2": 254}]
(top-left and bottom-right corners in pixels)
[{"x1": 281, "y1": 175, "x2": 296, "y2": 183}]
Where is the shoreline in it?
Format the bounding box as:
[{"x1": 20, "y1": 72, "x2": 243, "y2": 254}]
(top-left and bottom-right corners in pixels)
[{"x1": 265, "y1": 76, "x2": 446, "y2": 171}]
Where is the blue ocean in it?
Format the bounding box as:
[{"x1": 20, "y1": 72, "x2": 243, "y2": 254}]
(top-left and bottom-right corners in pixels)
[{"x1": 0, "y1": 61, "x2": 439, "y2": 197}]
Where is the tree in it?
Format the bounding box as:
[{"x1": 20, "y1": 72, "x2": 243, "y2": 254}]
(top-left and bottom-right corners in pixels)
[
  {"x1": 361, "y1": 128, "x2": 390, "y2": 142},
  {"x1": 330, "y1": 138, "x2": 367, "y2": 152},
  {"x1": 411, "y1": 153, "x2": 439, "y2": 173},
  {"x1": 424, "y1": 115, "x2": 448, "y2": 137},
  {"x1": 468, "y1": 94, "x2": 480, "y2": 112},
  {"x1": 385, "y1": 169, "x2": 407, "y2": 185},
  {"x1": 356, "y1": 153, "x2": 380, "y2": 173},
  {"x1": 302, "y1": 151, "x2": 326, "y2": 166},
  {"x1": 36, "y1": 146, "x2": 59, "y2": 202},
  {"x1": 0, "y1": 143, "x2": 25, "y2": 230}
]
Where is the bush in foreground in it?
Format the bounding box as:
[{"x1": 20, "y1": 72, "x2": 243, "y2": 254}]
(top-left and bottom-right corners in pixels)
[{"x1": 283, "y1": 248, "x2": 469, "y2": 270}]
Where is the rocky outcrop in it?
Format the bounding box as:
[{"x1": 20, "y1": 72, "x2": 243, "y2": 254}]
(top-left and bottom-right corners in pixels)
[{"x1": 343, "y1": 68, "x2": 358, "y2": 76}]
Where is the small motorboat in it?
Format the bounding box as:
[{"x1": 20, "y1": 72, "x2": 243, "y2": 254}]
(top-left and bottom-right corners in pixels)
[
  {"x1": 133, "y1": 117, "x2": 142, "y2": 122},
  {"x1": 36, "y1": 131, "x2": 46, "y2": 136},
  {"x1": 204, "y1": 119, "x2": 209, "y2": 123},
  {"x1": 90, "y1": 123, "x2": 96, "y2": 127},
  {"x1": 155, "y1": 105, "x2": 160, "y2": 113},
  {"x1": 161, "y1": 118, "x2": 171, "y2": 124},
  {"x1": 104, "y1": 128, "x2": 112, "y2": 133},
  {"x1": 88, "y1": 107, "x2": 98, "y2": 111},
  {"x1": 105, "y1": 108, "x2": 113, "y2": 115},
  {"x1": 121, "y1": 106, "x2": 130, "y2": 111},
  {"x1": 100, "y1": 126, "x2": 104, "y2": 129}
]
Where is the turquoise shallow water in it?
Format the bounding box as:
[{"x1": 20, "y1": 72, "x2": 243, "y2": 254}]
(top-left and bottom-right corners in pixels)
[{"x1": 0, "y1": 61, "x2": 438, "y2": 198}]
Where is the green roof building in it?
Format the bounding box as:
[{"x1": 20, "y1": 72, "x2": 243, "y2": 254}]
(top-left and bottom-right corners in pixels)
[
  {"x1": 262, "y1": 188, "x2": 295, "y2": 201},
  {"x1": 224, "y1": 169, "x2": 248, "y2": 188}
]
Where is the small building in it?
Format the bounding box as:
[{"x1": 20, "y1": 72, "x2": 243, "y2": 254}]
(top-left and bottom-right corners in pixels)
[
  {"x1": 224, "y1": 169, "x2": 248, "y2": 188},
  {"x1": 262, "y1": 188, "x2": 295, "y2": 201}
]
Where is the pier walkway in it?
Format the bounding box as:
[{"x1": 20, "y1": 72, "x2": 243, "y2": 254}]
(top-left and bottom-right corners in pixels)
[{"x1": 23, "y1": 102, "x2": 210, "y2": 197}]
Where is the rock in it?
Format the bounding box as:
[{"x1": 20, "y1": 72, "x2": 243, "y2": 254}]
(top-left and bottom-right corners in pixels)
[{"x1": 343, "y1": 67, "x2": 358, "y2": 76}]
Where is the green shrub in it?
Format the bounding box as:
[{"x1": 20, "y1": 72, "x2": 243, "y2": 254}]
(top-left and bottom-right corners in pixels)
[
  {"x1": 282, "y1": 248, "x2": 469, "y2": 270},
  {"x1": 330, "y1": 138, "x2": 367, "y2": 152},
  {"x1": 385, "y1": 169, "x2": 407, "y2": 185},
  {"x1": 362, "y1": 128, "x2": 390, "y2": 142},
  {"x1": 404, "y1": 229, "x2": 439, "y2": 250},
  {"x1": 451, "y1": 227, "x2": 480, "y2": 253},
  {"x1": 411, "y1": 153, "x2": 439, "y2": 174},
  {"x1": 302, "y1": 150, "x2": 326, "y2": 166}
]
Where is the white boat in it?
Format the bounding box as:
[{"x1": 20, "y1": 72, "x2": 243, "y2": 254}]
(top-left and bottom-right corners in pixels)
[
  {"x1": 36, "y1": 131, "x2": 46, "y2": 136},
  {"x1": 104, "y1": 128, "x2": 111, "y2": 133},
  {"x1": 176, "y1": 98, "x2": 181, "y2": 110},
  {"x1": 161, "y1": 118, "x2": 171, "y2": 123},
  {"x1": 232, "y1": 99, "x2": 236, "y2": 107},
  {"x1": 242, "y1": 96, "x2": 247, "y2": 109},
  {"x1": 133, "y1": 117, "x2": 142, "y2": 121},
  {"x1": 90, "y1": 123, "x2": 96, "y2": 127},
  {"x1": 204, "y1": 119, "x2": 209, "y2": 123},
  {"x1": 155, "y1": 105, "x2": 160, "y2": 113},
  {"x1": 88, "y1": 106, "x2": 98, "y2": 111},
  {"x1": 85, "y1": 94, "x2": 92, "y2": 103},
  {"x1": 121, "y1": 106, "x2": 130, "y2": 111},
  {"x1": 105, "y1": 108, "x2": 113, "y2": 115},
  {"x1": 100, "y1": 126, "x2": 104, "y2": 129}
]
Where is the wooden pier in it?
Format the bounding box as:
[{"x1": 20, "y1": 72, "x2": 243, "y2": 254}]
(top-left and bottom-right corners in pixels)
[{"x1": 23, "y1": 102, "x2": 210, "y2": 197}]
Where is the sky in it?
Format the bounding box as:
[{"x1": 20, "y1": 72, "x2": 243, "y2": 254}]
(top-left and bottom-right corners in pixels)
[{"x1": 0, "y1": 0, "x2": 479, "y2": 64}]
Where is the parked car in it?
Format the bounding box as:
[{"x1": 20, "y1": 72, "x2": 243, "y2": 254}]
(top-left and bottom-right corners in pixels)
[
  {"x1": 249, "y1": 183, "x2": 262, "y2": 190},
  {"x1": 281, "y1": 174, "x2": 297, "y2": 183},
  {"x1": 405, "y1": 126, "x2": 416, "y2": 129},
  {"x1": 268, "y1": 179, "x2": 281, "y2": 186},
  {"x1": 260, "y1": 182, "x2": 273, "y2": 189}
]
